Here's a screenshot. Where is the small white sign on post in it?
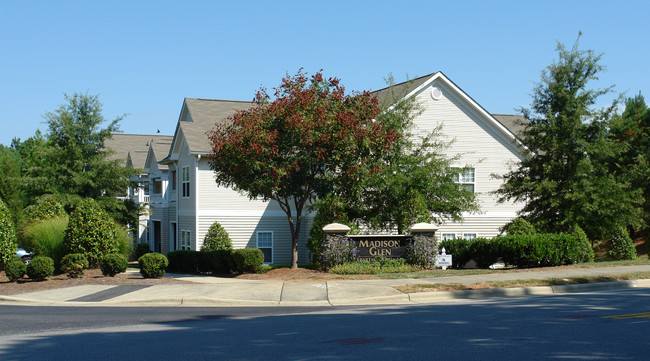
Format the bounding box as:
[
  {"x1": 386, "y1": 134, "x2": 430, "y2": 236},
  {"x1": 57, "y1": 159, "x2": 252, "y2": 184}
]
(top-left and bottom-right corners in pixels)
[{"x1": 435, "y1": 247, "x2": 452, "y2": 270}]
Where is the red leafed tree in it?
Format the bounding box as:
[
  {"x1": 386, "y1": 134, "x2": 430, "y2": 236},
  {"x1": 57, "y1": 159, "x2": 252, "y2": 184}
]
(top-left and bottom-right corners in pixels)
[{"x1": 208, "y1": 70, "x2": 399, "y2": 268}]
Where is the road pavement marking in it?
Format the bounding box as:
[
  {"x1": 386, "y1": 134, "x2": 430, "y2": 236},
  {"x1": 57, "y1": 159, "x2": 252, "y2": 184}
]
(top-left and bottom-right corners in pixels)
[{"x1": 603, "y1": 311, "x2": 650, "y2": 319}]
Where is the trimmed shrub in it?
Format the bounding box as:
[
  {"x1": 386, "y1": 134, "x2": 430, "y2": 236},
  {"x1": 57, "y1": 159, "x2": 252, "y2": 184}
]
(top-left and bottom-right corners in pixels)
[
  {"x1": 4, "y1": 256, "x2": 26, "y2": 282},
  {"x1": 60, "y1": 253, "x2": 89, "y2": 278},
  {"x1": 134, "y1": 243, "x2": 152, "y2": 260},
  {"x1": 26, "y1": 256, "x2": 55, "y2": 281},
  {"x1": 100, "y1": 254, "x2": 128, "y2": 277},
  {"x1": 496, "y1": 233, "x2": 585, "y2": 268},
  {"x1": 138, "y1": 252, "x2": 168, "y2": 278},
  {"x1": 500, "y1": 217, "x2": 536, "y2": 236},
  {"x1": 406, "y1": 235, "x2": 438, "y2": 268},
  {"x1": 470, "y1": 238, "x2": 499, "y2": 269},
  {"x1": 167, "y1": 250, "x2": 233, "y2": 274},
  {"x1": 22, "y1": 216, "x2": 68, "y2": 271},
  {"x1": 0, "y1": 199, "x2": 18, "y2": 269},
  {"x1": 201, "y1": 250, "x2": 233, "y2": 274},
  {"x1": 318, "y1": 235, "x2": 358, "y2": 269},
  {"x1": 609, "y1": 228, "x2": 637, "y2": 260},
  {"x1": 570, "y1": 224, "x2": 594, "y2": 263},
  {"x1": 439, "y1": 238, "x2": 474, "y2": 268},
  {"x1": 64, "y1": 198, "x2": 119, "y2": 266},
  {"x1": 232, "y1": 248, "x2": 264, "y2": 274},
  {"x1": 200, "y1": 221, "x2": 233, "y2": 252},
  {"x1": 24, "y1": 194, "x2": 67, "y2": 222}
]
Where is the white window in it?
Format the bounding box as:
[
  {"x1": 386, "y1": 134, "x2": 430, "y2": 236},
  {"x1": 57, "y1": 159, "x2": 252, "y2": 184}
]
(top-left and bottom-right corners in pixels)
[
  {"x1": 171, "y1": 170, "x2": 177, "y2": 191},
  {"x1": 257, "y1": 231, "x2": 273, "y2": 263},
  {"x1": 182, "y1": 166, "x2": 190, "y2": 198},
  {"x1": 463, "y1": 233, "x2": 477, "y2": 240},
  {"x1": 442, "y1": 233, "x2": 456, "y2": 241},
  {"x1": 452, "y1": 167, "x2": 475, "y2": 193},
  {"x1": 181, "y1": 230, "x2": 191, "y2": 250}
]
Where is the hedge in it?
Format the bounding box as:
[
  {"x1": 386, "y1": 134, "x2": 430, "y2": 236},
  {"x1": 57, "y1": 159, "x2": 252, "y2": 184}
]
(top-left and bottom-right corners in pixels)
[{"x1": 167, "y1": 250, "x2": 233, "y2": 275}]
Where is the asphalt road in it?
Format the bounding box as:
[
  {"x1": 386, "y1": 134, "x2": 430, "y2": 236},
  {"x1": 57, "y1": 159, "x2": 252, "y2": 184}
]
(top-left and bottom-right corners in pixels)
[{"x1": 1, "y1": 288, "x2": 649, "y2": 360}]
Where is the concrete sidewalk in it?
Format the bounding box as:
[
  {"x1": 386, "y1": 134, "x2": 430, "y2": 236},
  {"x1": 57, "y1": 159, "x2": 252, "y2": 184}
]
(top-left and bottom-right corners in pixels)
[{"x1": 1, "y1": 265, "x2": 649, "y2": 307}]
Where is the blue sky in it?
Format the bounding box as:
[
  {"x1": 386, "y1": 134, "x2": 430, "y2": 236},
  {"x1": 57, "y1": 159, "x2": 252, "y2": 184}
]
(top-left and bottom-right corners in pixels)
[{"x1": 1, "y1": 0, "x2": 648, "y2": 146}]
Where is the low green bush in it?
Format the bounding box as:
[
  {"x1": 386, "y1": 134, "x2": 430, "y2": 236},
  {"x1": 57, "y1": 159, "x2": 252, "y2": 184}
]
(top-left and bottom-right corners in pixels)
[
  {"x1": 26, "y1": 256, "x2": 55, "y2": 281},
  {"x1": 167, "y1": 250, "x2": 198, "y2": 274},
  {"x1": 138, "y1": 252, "x2": 168, "y2": 278},
  {"x1": 330, "y1": 257, "x2": 418, "y2": 274},
  {"x1": 439, "y1": 238, "x2": 474, "y2": 268},
  {"x1": 496, "y1": 233, "x2": 584, "y2": 268},
  {"x1": 60, "y1": 253, "x2": 89, "y2": 278},
  {"x1": 232, "y1": 248, "x2": 264, "y2": 274},
  {"x1": 4, "y1": 256, "x2": 26, "y2": 282},
  {"x1": 167, "y1": 250, "x2": 233, "y2": 274},
  {"x1": 608, "y1": 228, "x2": 637, "y2": 260},
  {"x1": 100, "y1": 254, "x2": 128, "y2": 277},
  {"x1": 570, "y1": 224, "x2": 594, "y2": 263},
  {"x1": 470, "y1": 238, "x2": 499, "y2": 269}
]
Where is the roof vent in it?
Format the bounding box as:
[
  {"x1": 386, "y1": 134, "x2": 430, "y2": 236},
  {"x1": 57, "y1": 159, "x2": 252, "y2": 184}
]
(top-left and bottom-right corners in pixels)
[{"x1": 430, "y1": 87, "x2": 443, "y2": 100}]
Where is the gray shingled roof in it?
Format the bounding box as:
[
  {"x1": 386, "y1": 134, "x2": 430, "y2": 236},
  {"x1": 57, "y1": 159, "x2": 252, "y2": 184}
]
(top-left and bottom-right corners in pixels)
[
  {"x1": 491, "y1": 114, "x2": 528, "y2": 138},
  {"x1": 181, "y1": 98, "x2": 253, "y2": 154},
  {"x1": 372, "y1": 72, "x2": 527, "y2": 139},
  {"x1": 104, "y1": 134, "x2": 173, "y2": 169},
  {"x1": 371, "y1": 73, "x2": 435, "y2": 107},
  {"x1": 177, "y1": 77, "x2": 527, "y2": 155}
]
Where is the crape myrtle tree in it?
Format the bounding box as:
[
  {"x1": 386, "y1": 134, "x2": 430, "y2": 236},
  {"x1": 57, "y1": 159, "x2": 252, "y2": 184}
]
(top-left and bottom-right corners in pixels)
[
  {"x1": 208, "y1": 70, "x2": 400, "y2": 268},
  {"x1": 496, "y1": 35, "x2": 643, "y2": 240}
]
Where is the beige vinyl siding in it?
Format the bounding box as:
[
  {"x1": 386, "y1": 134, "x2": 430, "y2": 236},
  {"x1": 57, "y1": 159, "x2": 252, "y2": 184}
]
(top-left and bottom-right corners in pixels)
[
  {"x1": 177, "y1": 142, "x2": 196, "y2": 212},
  {"x1": 178, "y1": 214, "x2": 195, "y2": 250},
  {"x1": 196, "y1": 159, "x2": 313, "y2": 263},
  {"x1": 411, "y1": 79, "x2": 524, "y2": 233}
]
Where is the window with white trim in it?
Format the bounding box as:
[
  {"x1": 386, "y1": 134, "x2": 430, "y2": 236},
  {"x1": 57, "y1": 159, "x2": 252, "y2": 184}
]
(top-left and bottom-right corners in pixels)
[
  {"x1": 171, "y1": 170, "x2": 177, "y2": 191},
  {"x1": 180, "y1": 230, "x2": 191, "y2": 250},
  {"x1": 451, "y1": 167, "x2": 475, "y2": 193},
  {"x1": 182, "y1": 166, "x2": 190, "y2": 198},
  {"x1": 442, "y1": 233, "x2": 456, "y2": 241},
  {"x1": 463, "y1": 233, "x2": 477, "y2": 240},
  {"x1": 257, "y1": 231, "x2": 273, "y2": 263}
]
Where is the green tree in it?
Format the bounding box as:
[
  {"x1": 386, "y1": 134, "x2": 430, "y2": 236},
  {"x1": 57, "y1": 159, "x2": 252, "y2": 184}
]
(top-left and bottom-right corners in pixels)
[
  {"x1": 208, "y1": 70, "x2": 399, "y2": 268},
  {"x1": 19, "y1": 93, "x2": 138, "y2": 223},
  {"x1": 496, "y1": 35, "x2": 642, "y2": 240},
  {"x1": 608, "y1": 93, "x2": 650, "y2": 232},
  {"x1": 345, "y1": 82, "x2": 478, "y2": 233},
  {"x1": 0, "y1": 145, "x2": 23, "y2": 226}
]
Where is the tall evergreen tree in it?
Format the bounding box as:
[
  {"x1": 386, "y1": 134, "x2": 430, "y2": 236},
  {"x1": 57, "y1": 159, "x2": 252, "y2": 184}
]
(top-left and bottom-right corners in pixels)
[
  {"x1": 608, "y1": 93, "x2": 650, "y2": 231},
  {"x1": 496, "y1": 35, "x2": 642, "y2": 240}
]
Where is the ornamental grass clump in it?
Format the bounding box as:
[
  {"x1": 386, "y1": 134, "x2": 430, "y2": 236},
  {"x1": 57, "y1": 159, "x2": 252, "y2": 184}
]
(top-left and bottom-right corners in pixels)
[{"x1": 319, "y1": 236, "x2": 358, "y2": 269}]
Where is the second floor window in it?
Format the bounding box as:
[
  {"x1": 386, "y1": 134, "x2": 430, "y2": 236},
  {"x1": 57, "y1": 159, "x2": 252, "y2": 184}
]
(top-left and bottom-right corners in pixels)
[
  {"x1": 451, "y1": 167, "x2": 475, "y2": 193},
  {"x1": 182, "y1": 166, "x2": 190, "y2": 198}
]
